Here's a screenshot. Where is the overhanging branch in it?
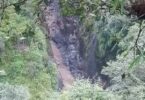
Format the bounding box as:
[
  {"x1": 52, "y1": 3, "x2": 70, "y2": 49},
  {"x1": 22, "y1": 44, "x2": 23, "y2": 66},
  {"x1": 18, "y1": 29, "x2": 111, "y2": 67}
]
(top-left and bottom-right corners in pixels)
[
  {"x1": 133, "y1": 20, "x2": 145, "y2": 56},
  {"x1": 0, "y1": 0, "x2": 27, "y2": 9},
  {"x1": 134, "y1": 21, "x2": 142, "y2": 50}
]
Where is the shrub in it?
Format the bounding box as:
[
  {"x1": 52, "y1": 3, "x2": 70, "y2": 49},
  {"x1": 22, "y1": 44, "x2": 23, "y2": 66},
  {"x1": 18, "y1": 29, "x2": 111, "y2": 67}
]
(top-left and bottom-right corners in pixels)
[
  {"x1": 49, "y1": 79, "x2": 122, "y2": 100},
  {"x1": 0, "y1": 83, "x2": 30, "y2": 100}
]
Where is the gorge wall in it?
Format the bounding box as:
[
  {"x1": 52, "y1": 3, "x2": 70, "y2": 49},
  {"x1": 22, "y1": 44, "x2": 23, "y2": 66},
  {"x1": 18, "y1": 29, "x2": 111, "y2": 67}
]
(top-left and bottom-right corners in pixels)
[{"x1": 41, "y1": 0, "x2": 109, "y2": 90}]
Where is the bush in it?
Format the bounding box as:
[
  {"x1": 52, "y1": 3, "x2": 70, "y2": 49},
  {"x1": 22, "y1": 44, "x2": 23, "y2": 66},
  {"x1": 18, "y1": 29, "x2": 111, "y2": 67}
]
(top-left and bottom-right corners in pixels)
[
  {"x1": 49, "y1": 79, "x2": 122, "y2": 100},
  {"x1": 0, "y1": 83, "x2": 30, "y2": 100}
]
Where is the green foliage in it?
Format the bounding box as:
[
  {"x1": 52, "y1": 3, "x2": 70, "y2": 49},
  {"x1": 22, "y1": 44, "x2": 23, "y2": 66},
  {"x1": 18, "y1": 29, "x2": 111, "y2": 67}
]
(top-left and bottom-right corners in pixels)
[
  {"x1": 1, "y1": 0, "x2": 145, "y2": 100},
  {"x1": 0, "y1": 30, "x2": 57, "y2": 100},
  {"x1": 102, "y1": 22, "x2": 145, "y2": 100},
  {"x1": 63, "y1": 0, "x2": 130, "y2": 61},
  {"x1": 49, "y1": 79, "x2": 122, "y2": 100},
  {"x1": 60, "y1": 1, "x2": 145, "y2": 100},
  {"x1": 0, "y1": 83, "x2": 30, "y2": 100},
  {"x1": 94, "y1": 15, "x2": 130, "y2": 57},
  {"x1": 0, "y1": 0, "x2": 57, "y2": 100},
  {"x1": 60, "y1": 0, "x2": 127, "y2": 17},
  {"x1": 110, "y1": 0, "x2": 125, "y2": 14},
  {"x1": 60, "y1": 0, "x2": 83, "y2": 16},
  {"x1": 102, "y1": 51, "x2": 145, "y2": 100}
]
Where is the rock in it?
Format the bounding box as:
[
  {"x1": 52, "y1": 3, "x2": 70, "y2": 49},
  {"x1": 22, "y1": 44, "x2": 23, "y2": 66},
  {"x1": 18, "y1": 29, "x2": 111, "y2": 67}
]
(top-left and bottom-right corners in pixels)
[{"x1": 51, "y1": 32, "x2": 67, "y2": 48}]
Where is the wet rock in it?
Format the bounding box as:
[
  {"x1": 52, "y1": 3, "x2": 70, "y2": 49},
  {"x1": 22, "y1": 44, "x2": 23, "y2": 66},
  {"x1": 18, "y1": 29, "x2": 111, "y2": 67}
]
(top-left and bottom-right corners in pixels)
[
  {"x1": 55, "y1": 16, "x2": 84, "y2": 77},
  {"x1": 51, "y1": 32, "x2": 67, "y2": 48},
  {"x1": 56, "y1": 72, "x2": 64, "y2": 91},
  {"x1": 0, "y1": 38, "x2": 5, "y2": 55},
  {"x1": 85, "y1": 34, "x2": 99, "y2": 78}
]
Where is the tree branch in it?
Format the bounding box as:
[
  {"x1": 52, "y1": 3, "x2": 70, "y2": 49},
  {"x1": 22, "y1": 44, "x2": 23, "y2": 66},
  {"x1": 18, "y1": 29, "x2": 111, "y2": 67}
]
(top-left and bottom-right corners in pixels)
[
  {"x1": 133, "y1": 20, "x2": 145, "y2": 56},
  {"x1": 0, "y1": 0, "x2": 27, "y2": 9},
  {"x1": 134, "y1": 20, "x2": 142, "y2": 50}
]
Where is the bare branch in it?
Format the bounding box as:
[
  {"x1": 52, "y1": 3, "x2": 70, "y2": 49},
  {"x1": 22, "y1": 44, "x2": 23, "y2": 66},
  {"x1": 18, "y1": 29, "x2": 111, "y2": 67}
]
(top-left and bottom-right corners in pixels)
[
  {"x1": 134, "y1": 21, "x2": 142, "y2": 49},
  {"x1": 133, "y1": 20, "x2": 145, "y2": 56}
]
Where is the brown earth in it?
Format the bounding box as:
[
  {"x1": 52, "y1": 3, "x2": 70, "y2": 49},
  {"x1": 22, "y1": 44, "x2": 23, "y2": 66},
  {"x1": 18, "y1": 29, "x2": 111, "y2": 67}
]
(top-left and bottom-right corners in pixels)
[{"x1": 50, "y1": 41, "x2": 74, "y2": 90}]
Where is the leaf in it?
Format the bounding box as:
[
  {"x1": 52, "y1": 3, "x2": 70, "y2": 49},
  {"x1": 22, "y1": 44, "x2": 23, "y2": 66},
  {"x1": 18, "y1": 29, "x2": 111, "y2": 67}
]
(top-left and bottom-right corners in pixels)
[
  {"x1": 89, "y1": 13, "x2": 96, "y2": 17},
  {"x1": 129, "y1": 55, "x2": 141, "y2": 69}
]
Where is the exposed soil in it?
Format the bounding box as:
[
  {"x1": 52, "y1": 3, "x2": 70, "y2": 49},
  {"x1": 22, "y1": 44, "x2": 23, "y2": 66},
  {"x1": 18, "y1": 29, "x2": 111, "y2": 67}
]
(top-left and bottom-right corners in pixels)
[{"x1": 50, "y1": 41, "x2": 74, "y2": 90}]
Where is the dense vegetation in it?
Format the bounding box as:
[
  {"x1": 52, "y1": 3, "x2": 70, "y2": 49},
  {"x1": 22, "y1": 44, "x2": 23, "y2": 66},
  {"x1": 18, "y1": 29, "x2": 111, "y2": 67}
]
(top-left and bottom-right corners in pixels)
[
  {"x1": 1, "y1": 0, "x2": 145, "y2": 100},
  {"x1": 0, "y1": 0, "x2": 56, "y2": 100},
  {"x1": 59, "y1": 0, "x2": 145, "y2": 99}
]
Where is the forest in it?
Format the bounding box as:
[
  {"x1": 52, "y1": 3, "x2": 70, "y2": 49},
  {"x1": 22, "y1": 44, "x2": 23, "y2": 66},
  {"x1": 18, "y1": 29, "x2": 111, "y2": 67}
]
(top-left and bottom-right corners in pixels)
[{"x1": 0, "y1": 0, "x2": 145, "y2": 100}]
